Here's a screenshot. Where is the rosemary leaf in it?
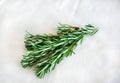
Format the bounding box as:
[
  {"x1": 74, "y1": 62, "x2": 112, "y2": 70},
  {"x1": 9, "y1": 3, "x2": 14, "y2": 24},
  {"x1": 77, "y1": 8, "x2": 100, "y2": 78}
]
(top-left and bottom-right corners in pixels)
[{"x1": 21, "y1": 24, "x2": 98, "y2": 78}]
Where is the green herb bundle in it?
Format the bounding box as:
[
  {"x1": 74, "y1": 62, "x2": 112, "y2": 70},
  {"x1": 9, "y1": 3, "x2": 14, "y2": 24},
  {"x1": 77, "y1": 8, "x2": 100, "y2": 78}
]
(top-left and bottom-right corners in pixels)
[{"x1": 21, "y1": 24, "x2": 98, "y2": 78}]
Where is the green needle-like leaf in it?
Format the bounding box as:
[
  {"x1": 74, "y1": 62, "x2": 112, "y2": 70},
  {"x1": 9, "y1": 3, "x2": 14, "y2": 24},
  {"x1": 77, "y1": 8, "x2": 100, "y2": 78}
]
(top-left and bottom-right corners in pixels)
[{"x1": 21, "y1": 23, "x2": 98, "y2": 78}]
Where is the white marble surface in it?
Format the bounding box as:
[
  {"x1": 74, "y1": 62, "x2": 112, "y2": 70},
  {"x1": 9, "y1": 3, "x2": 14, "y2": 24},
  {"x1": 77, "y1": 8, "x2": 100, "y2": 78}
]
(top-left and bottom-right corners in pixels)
[{"x1": 0, "y1": 0, "x2": 120, "y2": 83}]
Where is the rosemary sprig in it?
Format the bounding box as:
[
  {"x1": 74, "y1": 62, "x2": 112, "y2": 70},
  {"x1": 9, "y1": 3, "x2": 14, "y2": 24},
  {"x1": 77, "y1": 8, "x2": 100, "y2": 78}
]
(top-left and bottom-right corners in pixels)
[{"x1": 21, "y1": 24, "x2": 98, "y2": 78}]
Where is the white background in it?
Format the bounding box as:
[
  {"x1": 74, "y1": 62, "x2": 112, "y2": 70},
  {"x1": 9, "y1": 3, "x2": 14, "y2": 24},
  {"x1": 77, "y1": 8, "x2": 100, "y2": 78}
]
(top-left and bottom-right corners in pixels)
[{"x1": 0, "y1": 0, "x2": 120, "y2": 83}]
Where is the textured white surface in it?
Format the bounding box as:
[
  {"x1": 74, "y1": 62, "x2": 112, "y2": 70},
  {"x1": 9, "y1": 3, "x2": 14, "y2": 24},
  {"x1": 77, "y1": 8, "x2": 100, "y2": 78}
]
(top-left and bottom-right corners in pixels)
[{"x1": 0, "y1": 0, "x2": 120, "y2": 83}]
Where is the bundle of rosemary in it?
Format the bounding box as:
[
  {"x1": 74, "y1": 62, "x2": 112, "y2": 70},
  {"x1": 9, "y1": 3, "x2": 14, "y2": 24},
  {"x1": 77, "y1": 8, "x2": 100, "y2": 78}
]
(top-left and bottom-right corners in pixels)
[{"x1": 21, "y1": 24, "x2": 98, "y2": 78}]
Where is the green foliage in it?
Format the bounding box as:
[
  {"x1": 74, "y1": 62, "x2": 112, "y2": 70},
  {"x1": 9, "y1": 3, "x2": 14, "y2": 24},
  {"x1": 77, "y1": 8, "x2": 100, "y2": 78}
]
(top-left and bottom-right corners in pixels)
[{"x1": 21, "y1": 24, "x2": 98, "y2": 78}]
